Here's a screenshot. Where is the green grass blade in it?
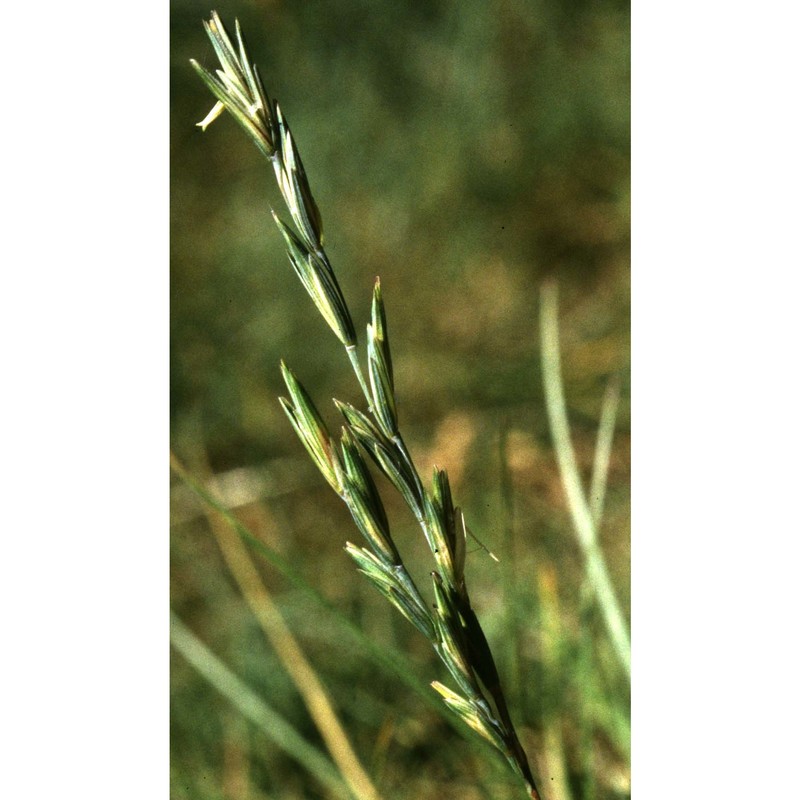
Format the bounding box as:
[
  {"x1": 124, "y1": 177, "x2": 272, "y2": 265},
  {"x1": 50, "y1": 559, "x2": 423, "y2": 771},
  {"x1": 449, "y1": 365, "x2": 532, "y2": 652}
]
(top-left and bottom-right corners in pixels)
[
  {"x1": 170, "y1": 611, "x2": 350, "y2": 799},
  {"x1": 539, "y1": 281, "x2": 631, "y2": 680},
  {"x1": 589, "y1": 375, "x2": 621, "y2": 526}
]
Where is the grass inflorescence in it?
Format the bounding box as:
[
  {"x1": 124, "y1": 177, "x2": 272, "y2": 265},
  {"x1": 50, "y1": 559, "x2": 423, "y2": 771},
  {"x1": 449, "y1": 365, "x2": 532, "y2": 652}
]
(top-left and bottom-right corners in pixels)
[{"x1": 191, "y1": 11, "x2": 541, "y2": 799}]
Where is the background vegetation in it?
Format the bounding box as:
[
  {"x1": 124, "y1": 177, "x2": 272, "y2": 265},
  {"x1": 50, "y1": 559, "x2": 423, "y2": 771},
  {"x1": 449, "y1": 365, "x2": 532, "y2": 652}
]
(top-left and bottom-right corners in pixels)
[{"x1": 171, "y1": 1, "x2": 630, "y2": 797}]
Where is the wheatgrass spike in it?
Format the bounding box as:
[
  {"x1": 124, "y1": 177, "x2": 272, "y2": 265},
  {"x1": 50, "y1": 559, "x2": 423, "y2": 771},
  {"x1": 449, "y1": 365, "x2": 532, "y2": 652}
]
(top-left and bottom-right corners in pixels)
[{"x1": 193, "y1": 13, "x2": 541, "y2": 798}]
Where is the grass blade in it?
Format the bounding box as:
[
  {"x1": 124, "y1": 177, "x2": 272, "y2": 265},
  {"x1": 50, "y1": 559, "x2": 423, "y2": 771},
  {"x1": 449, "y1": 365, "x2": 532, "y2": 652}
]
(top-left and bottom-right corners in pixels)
[
  {"x1": 539, "y1": 280, "x2": 631, "y2": 679},
  {"x1": 170, "y1": 612, "x2": 350, "y2": 799},
  {"x1": 589, "y1": 375, "x2": 621, "y2": 526},
  {"x1": 191, "y1": 451, "x2": 383, "y2": 800}
]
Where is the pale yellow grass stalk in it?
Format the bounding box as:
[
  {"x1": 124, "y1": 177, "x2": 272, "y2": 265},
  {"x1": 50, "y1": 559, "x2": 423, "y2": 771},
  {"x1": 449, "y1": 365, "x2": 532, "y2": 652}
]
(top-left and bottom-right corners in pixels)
[{"x1": 171, "y1": 452, "x2": 382, "y2": 800}]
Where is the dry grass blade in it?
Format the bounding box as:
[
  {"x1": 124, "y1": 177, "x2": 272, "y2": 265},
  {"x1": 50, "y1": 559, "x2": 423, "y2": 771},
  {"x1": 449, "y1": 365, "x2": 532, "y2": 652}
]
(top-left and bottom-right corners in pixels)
[{"x1": 178, "y1": 449, "x2": 383, "y2": 800}]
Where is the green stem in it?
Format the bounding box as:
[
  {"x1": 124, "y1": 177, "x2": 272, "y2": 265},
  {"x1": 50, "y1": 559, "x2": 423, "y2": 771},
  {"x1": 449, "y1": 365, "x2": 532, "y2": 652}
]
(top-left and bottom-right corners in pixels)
[
  {"x1": 539, "y1": 281, "x2": 631, "y2": 680},
  {"x1": 589, "y1": 376, "x2": 621, "y2": 526},
  {"x1": 170, "y1": 612, "x2": 350, "y2": 799}
]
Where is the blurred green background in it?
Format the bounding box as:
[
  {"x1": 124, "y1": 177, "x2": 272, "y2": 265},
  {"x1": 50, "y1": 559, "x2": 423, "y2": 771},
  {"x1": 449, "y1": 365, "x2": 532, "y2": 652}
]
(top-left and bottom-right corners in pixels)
[{"x1": 171, "y1": 0, "x2": 629, "y2": 798}]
